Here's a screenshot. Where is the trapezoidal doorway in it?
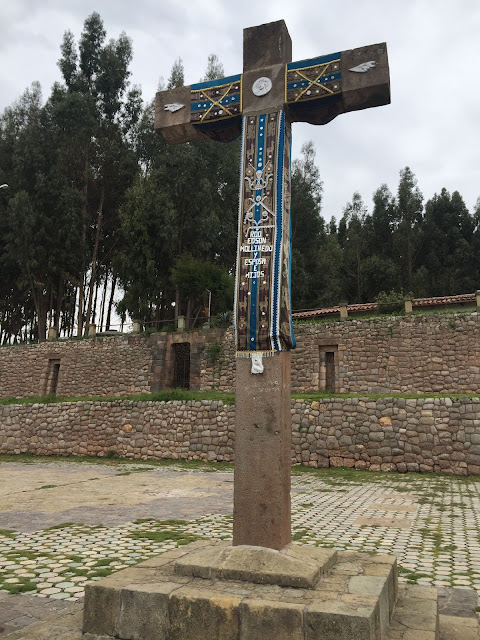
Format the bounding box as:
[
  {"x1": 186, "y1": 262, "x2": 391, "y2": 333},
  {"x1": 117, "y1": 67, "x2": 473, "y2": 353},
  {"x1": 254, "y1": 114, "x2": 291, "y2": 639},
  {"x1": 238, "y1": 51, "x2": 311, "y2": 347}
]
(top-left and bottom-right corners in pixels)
[
  {"x1": 319, "y1": 345, "x2": 338, "y2": 393},
  {"x1": 45, "y1": 358, "x2": 61, "y2": 396},
  {"x1": 172, "y1": 342, "x2": 191, "y2": 389}
]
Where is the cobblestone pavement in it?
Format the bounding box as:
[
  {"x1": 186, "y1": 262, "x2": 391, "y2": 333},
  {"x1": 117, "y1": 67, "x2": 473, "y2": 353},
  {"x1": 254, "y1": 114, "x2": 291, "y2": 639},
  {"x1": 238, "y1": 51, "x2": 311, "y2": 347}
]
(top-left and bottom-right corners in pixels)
[{"x1": 1, "y1": 459, "x2": 480, "y2": 637}]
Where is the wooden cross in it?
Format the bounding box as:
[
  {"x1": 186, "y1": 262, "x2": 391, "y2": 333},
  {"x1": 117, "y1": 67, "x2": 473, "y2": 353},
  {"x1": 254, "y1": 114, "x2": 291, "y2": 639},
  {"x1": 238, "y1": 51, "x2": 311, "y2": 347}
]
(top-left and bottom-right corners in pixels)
[{"x1": 155, "y1": 20, "x2": 390, "y2": 550}]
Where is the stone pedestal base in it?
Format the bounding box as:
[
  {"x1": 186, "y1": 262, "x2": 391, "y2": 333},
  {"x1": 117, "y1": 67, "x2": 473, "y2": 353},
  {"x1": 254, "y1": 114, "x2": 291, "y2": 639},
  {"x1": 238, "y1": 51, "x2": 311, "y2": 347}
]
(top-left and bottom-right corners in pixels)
[{"x1": 81, "y1": 540, "x2": 440, "y2": 640}]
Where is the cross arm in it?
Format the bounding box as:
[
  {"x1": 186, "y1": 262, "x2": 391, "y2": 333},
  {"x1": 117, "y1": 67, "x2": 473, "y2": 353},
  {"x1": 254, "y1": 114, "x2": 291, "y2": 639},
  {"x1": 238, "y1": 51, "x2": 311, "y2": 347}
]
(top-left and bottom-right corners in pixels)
[
  {"x1": 155, "y1": 74, "x2": 243, "y2": 144},
  {"x1": 286, "y1": 42, "x2": 390, "y2": 126},
  {"x1": 154, "y1": 40, "x2": 390, "y2": 144}
]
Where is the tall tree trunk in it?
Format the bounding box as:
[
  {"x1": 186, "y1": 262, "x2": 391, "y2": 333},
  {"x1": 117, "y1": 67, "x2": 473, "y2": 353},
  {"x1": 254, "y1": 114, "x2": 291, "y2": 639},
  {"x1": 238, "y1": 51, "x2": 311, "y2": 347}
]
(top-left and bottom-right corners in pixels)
[
  {"x1": 78, "y1": 228, "x2": 86, "y2": 337},
  {"x1": 54, "y1": 275, "x2": 64, "y2": 334},
  {"x1": 78, "y1": 158, "x2": 90, "y2": 337},
  {"x1": 99, "y1": 267, "x2": 109, "y2": 331},
  {"x1": 106, "y1": 274, "x2": 117, "y2": 331},
  {"x1": 69, "y1": 286, "x2": 77, "y2": 338},
  {"x1": 48, "y1": 287, "x2": 54, "y2": 332},
  {"x1": 33, "y1": 284, "x2": 48, "y2": 342},
  {"x1": 92, "y1": 279, "x2": 99, "y2": 324},
  {"x1": 85, "y1": 186, "x2": 104, "y2": 335}
]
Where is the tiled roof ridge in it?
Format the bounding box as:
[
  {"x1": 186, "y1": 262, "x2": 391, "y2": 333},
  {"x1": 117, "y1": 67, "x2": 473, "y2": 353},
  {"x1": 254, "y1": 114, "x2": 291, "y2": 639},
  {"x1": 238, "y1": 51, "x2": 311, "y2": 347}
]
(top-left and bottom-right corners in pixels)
[{"x1": 293, "y1": 292, "x2": 477, "y2": 319}]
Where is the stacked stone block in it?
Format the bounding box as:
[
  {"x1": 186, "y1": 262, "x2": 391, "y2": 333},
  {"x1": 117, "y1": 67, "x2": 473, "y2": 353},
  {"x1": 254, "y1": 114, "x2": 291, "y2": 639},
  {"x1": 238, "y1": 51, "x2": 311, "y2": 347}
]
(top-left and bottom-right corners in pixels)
[{"x1": 1, "y1": 397, "x2": 480, "y2": 475}]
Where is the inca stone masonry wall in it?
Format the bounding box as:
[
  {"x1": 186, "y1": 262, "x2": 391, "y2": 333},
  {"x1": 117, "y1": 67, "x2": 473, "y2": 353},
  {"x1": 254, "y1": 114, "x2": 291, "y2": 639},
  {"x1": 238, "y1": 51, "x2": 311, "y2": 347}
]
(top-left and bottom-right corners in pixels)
[
  {"x1": 202, "y1": 314, "x2": 480, "y2": 394},
  {"x1": 291, "y1": 313, "x2": 480, "y2": 394},
  {"x1": 1, "y1": 397, "x2": 480, "y2": 475},
  {"x1": 0, "y1": 313, "x2": 479, "y2": 398},
  {"x1": 0, "y1": 337, "x2": 153, "y2": 399},
  {"x1": 0, "y1": 330, "x2": 227, "y2": 399}
]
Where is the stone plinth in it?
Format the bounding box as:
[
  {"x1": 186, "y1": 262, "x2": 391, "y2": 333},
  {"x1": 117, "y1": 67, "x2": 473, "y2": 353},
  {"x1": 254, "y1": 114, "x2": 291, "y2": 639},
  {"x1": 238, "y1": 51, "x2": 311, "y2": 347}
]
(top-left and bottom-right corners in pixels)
[
  {"x1": 82, "y1": 541, "x2": 414, "y2": 640},
  {"x1": 234, "y1": 352, "x2": 291, "y2": 549},
  {"x1": 174, "y1": 542, "x2": 337, "y2": 588}
]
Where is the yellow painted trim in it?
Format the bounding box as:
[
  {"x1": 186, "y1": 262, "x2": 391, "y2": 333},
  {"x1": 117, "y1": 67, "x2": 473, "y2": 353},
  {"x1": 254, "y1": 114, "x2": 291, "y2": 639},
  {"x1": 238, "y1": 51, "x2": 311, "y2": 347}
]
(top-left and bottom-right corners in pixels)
[
  {"x1": 199, "y1": 84, "x2": 235, "y2": 121},
  {"x1": 288, "y1": 62, "x2": 342, "y2": 102}
]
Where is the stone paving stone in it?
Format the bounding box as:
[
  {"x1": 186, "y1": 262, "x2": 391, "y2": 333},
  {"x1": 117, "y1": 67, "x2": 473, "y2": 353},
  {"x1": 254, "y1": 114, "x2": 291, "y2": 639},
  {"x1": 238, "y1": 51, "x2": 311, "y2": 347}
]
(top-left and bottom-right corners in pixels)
[{"x1": 1, "y1": 461, "x2": 480, "y2": 635}]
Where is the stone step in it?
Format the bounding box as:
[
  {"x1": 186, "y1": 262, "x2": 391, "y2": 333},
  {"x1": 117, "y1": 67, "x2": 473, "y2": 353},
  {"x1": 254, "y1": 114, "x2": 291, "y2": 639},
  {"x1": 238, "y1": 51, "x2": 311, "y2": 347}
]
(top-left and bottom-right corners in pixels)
[
  {"x1": 83, "y1": 541, "x2": 399, "y2": 640},
  {"x1": 386, "y1": 584, "x2": 439, "y2": 640}
]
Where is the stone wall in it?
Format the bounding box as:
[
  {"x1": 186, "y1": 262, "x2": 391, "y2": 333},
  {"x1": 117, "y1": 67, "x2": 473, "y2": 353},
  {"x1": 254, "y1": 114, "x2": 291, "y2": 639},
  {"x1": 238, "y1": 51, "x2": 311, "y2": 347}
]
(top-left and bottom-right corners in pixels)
[
  {"x1": 200, "y1": 313, "x2": 480, "y2": 394},
  {"x1": 0, "y1": 337, "x2": 153, "y2": 399},
  {"x1": 199, "y1": 327, "x2": 235, "y2": 392},
  {"x1": 1, "y1": 313, "x2": 479, "y2": 398},
  {"x1": 290, "y1": 397, "x2": 480, "y2": 475},
  {"x1": 1, "y1": 397, "x2": 479, "y2": 475},
  {"x1": 290, "y1": 313, "x2": 480, "y2": 394},
  {"x1": 0, "y1": 330, "x2": 226, "y2": 399}
]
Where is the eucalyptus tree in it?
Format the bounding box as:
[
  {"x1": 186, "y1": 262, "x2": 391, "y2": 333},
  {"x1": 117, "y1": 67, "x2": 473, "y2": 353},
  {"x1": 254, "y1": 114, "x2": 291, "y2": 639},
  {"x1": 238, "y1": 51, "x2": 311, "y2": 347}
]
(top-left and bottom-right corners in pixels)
[
  {"x1": 361, "y1": 184, "x2": 400, "y2": 299},
  {"x1": 393, "y1": 167, "x2": 423, "y2": 292},
  {"x1": 116, "y1": 56, "x2": 240, "y2": 328},
  {"x1": 421, "y1": 189, "x2": 475, "y2": 295},
  {"x1": 0, "y1": 83, "x2": 84, "y2": 340},
  {"x1": 56, "y1": 12, "x2": 142, "y2": 335},
  {"x1": 338, "y1": 192, "x2": 368, "y2": 301},
  {"x1": 290, "y1": 141, "x2": 332, "y2": 309}
]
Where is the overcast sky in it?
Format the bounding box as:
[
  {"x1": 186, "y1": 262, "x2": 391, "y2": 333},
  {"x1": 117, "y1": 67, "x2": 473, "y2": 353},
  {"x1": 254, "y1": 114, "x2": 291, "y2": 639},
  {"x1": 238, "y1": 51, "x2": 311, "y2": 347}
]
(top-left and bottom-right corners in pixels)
[{"x1": 1, "y1": 0, "x2": 479, "y2": 221}]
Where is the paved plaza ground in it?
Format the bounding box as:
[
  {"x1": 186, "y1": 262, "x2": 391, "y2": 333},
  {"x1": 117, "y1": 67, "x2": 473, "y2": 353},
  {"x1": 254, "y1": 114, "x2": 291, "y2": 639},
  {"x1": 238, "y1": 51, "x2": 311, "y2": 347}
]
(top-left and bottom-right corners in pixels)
[{"x1": 1, "y1": 456, "x2": 480, "y2": 638}]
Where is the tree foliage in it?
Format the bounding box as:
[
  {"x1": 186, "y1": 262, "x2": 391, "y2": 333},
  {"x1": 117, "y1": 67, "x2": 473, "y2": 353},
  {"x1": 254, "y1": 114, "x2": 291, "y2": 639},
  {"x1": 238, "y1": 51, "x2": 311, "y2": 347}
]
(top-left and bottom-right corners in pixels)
[{"x1": 1, "y1": 13, "x2": 480, "y2": 343}]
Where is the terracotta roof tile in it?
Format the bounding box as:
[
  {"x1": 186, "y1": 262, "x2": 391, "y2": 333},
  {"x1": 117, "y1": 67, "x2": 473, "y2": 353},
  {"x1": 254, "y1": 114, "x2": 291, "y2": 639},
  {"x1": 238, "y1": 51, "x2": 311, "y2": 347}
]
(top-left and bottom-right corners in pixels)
[{"x1": 293, "y1": 293, "x2": 476, "y2": 320}]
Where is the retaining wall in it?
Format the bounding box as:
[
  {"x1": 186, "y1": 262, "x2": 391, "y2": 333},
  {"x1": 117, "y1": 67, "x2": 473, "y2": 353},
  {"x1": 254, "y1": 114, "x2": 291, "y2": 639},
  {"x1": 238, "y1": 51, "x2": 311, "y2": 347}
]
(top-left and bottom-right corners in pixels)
[
  {"x1": 1, "y1": 397, "x2": 480, "y2": 475},
  {"x1": 1, "y1": 313, "x2": 479, "y2": 399}
]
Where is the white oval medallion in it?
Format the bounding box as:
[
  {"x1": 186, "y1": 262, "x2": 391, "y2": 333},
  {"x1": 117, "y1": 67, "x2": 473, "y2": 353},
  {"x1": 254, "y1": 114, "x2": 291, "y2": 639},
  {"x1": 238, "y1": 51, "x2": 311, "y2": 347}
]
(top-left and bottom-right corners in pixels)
[{"x1": 252, "y1": 77, "x2": 272, "y2": 97}]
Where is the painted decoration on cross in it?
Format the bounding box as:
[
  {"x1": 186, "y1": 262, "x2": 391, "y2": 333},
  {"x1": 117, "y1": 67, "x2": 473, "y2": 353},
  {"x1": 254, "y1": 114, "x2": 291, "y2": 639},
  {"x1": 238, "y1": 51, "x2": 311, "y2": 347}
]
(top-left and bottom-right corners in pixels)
[
  {"x1": 190, "y1": 75, "x2": 242, "y2": 141},
  {"x1": 286, "y1": 53, "x2": 342, "y2": 103},
  {"x1": 234, "y1": 109, "x2": 296, "y2": 354}
]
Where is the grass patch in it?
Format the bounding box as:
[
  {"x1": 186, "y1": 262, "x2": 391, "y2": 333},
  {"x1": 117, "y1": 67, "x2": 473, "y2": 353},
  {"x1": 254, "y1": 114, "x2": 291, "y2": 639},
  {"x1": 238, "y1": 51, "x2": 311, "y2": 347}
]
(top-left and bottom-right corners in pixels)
[
  {"x1": 44, "y1": 522, "x2": 77, "y2": 531},
  {"x1": 66, "y1": 555, "x2": 84, "y2": 563},
  {"x1": 292, "y1": 528, "x2": 310, "y2": 541},
  {"x1": 133, "y1": 518, "x2": 154, "y2": 524},
  {"x1": 129, "y1": 529, "x2": 200, "y2": 545},
  {"x1": 292, "y1": 391, "x2": 480, "y2": 401},
  {"x1": 93, "y1": 557, "x2": 120, "y2": 567},
  {"x1": 1, "y1": 453, "x2": 478, "y2": 483},
  {"x1": 116, "y1": 467, "x2": 155, "y2": 476},
  {"x1": 292, "y1": 463, "x2": 478, "y2": 484},
  {"x1": 4, "y1": 550, "x2": 55, "y2": 561},
  {"x1": 0, "y1": 528, "x2": 16, "y2": 538},
  {"x1": 0, "y1": 389, "x2": 236, "y2": 407},
  {"x1": 0, "y1": 452, "x2": 234, "y2": 473},
  {"x1": 2, "y1": 390, "x2": 480, "y2": 409},
  {"x1": 397, "y1": 565, "x2": 432, "y2": 584},
  {"x1": 67, "y1": 568, "x2": 90, "y2": 577},
  {"x1": 35, "y1": 484, "x2": 57, "y2": 490},
  {"x1": 2, "y1": 579, "x2": 37, "y2": 594}
]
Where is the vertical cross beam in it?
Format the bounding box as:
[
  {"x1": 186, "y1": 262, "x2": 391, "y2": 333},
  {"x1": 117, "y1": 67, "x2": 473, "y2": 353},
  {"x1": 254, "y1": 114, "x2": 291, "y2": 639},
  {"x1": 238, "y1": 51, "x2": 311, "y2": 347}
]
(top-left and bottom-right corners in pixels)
[
  {"x1": 233, "y1": 21, "x2": 294, "y2": 549},
  {"x1": 155, "y1": 19, "x2": 390, "y2": 552}
]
